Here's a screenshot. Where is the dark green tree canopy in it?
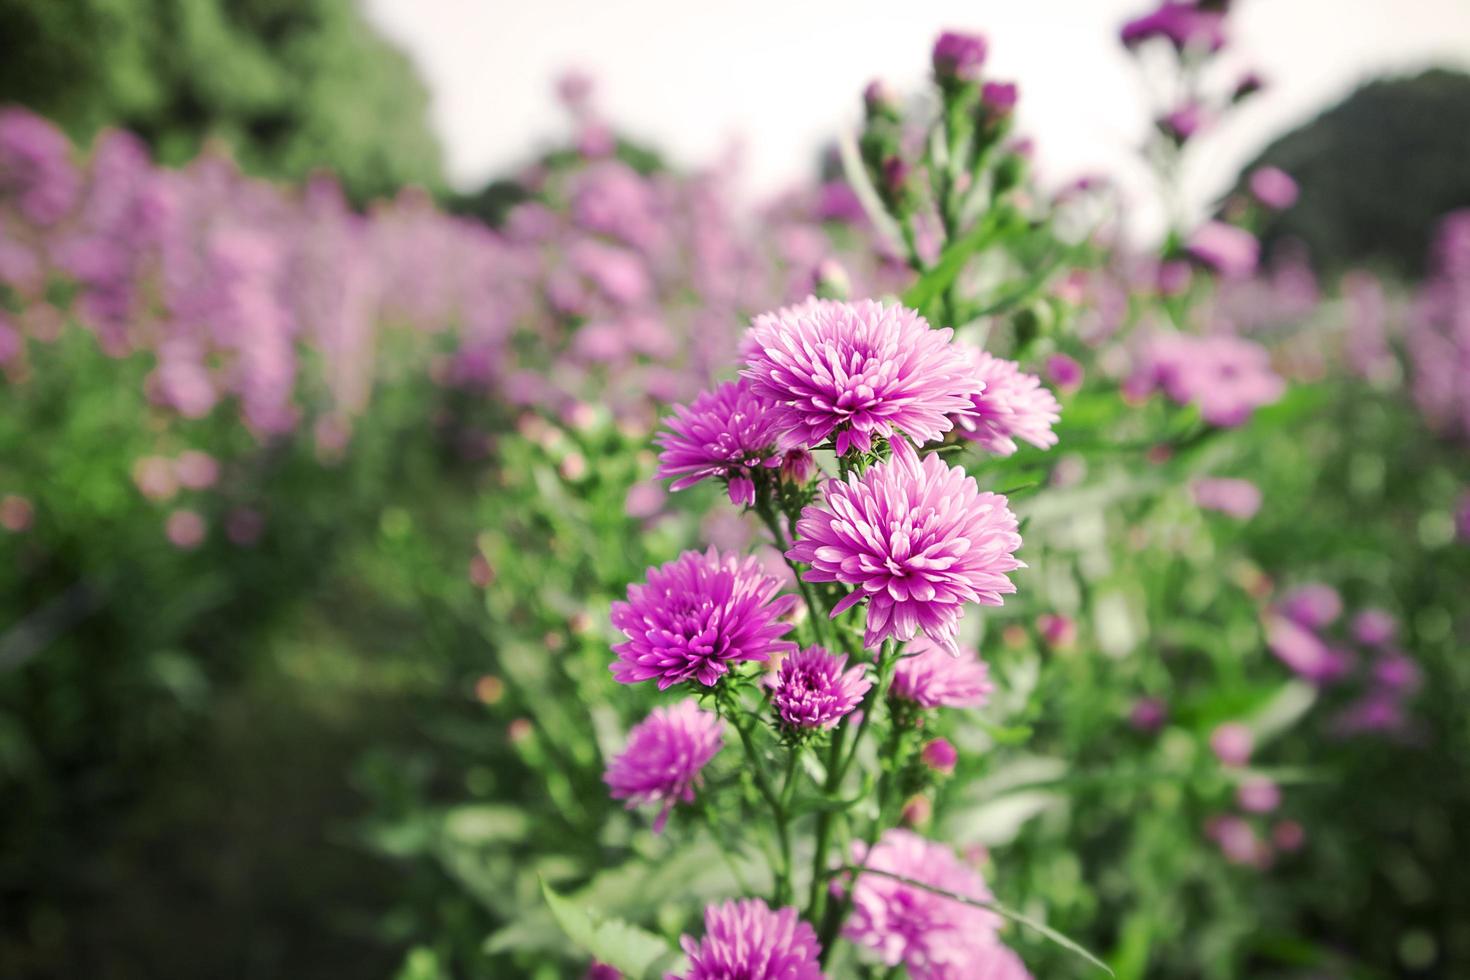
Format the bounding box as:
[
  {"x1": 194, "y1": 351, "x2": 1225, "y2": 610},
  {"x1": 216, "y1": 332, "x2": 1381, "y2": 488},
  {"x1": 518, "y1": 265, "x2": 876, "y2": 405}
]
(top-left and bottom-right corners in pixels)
[
  {"x1": 0, "y1": 0, "x2": 443, "y2": 201},
  {"x1": 1244, "y1": 68, "x2": 1470, "y2": 276}
]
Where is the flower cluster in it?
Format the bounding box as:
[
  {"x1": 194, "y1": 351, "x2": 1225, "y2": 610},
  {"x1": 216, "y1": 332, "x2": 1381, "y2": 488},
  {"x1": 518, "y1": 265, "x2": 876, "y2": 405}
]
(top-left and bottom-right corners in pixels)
[{"x1": 1125, "y1": 333, "x2": 1285, "y2": 426}]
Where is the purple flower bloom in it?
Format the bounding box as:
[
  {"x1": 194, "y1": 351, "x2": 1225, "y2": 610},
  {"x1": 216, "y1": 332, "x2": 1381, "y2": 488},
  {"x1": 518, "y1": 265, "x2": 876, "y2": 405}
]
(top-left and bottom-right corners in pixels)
[
  {"x1": 1044, "y1": 354, "x2": 1084, "y2": 394},
  {"x1": 981, "y1": 82, "x2": 1019, "y2": 118},
  {"x1": 932, "y1": 31, "x2": 988, "y2": 84},
  {"x1": 788, "y1": 439, "x2": 1023, "y2": 654},
  {"x1": 1371, "y1": 650, "x2": 1422, "y2": 694},
  {"x1": 845, "y1": 830, "x2": 1026, "y2": 976},
  {"x1": 891, "y1": 640, "x2": 994, "y2": 709},
  {"x1": 1236, "y1": 776, "x2": 1281, "y2": 814},
  {"x1": 954, "y1": 349, "x2": 1061, "y2": 456},
  {"x1": 583, "y1": 964, "x2": 622, "y2": 980},
  {"x1": 769, "y1": 645, "x2": 872, "y2": 730},
  {"x1": 1129, "y1": 697, "x2": 1168, "y2": 732},
  {"x1": 1266, "y1": 614, "x2": 1350, "y2": 684},
  {"x1": 1249, "y1": 166, "x2": 1299, "y2": 210},
  {"x1": 1160, "y1": 103, "x2": 1210, "y2": 143},
  {"x1": 1209, "y1": 722, "x2": 1253, "y2": 767},
  {"x1": 1278, "y1": 583, "x2": 1342, "y2": 629},
  {"x1": 675, "y1": 898, "x2": 823, "y2": 980},
  {"x1": 1351, "y1": 608, "x2": 1396, "y2": 647},
  {"x1": 743, "y1": 299, "x2": 979, "y2": 455},
  {"x1": 656, "y1": 379, "x2": 785, "y2": 507},
  {"x1": 605, "y1": 699, "x2": 724, "y2": 833},
  {"x1": 921, "y1": 738, "x2": 958, "y2": 774},
  {"x1": 1186, "y1": 222, "x2": 1259, "y2": 279},
  {"x1": 1127, "y1": 333, "x2": 1285, "y2": 427},
  {"x1": 1191, "y1": 477, "x2": 1262, "y2": 519},
  {"x1": 1120, "y1": 1, "x2": 1227, "y2": 53},
  {"x1": 610, "y1": 548, "x2": 799, "y2": 689}
]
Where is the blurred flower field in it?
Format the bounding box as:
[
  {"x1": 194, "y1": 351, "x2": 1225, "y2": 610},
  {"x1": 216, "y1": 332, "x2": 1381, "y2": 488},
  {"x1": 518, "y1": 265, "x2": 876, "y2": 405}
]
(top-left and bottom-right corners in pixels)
[{"x1": 2, "y1": 3, "x2": 1469, "y2": 978}]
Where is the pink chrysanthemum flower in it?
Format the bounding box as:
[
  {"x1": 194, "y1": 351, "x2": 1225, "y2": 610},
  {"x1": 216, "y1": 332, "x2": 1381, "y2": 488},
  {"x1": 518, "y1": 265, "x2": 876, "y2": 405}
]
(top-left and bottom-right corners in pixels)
[
  {"x1": 890, "y1": 640, "x2": 994, "y2": 709},
  {"x1": 845, "y1": 829, "x2": 1026, "y2": 977},
  {"x1": 788, "y1": 440, "x2": 1023, "y2": 654},
  {"x1": 769, "y1": 645, "x2": 872, "y2": 730},
  {"x1": 742, "y1": 299, "x2": 979, "y2": 456},
  {"x1": 656, "y1": 379, "x2": 785, "y2": 507},
  {"x1": 611, "y1": 548, "x2": 799, "y2": 689},
  {"x1": 954, "y1": 348, "x2": 1061, "y2": 456},
  {"x1": 675, "y1": 898, "x2": 823, "y2": 980},
  {"x1": 1277, "y1": 583, "x2": 1342, "y2": 629},
  {"x1": 1126, "y1": 333, "x2": 1285, "y2": 427},
  {"x1": 604, "y1": 698, "x2": 723, "y2": 833}
]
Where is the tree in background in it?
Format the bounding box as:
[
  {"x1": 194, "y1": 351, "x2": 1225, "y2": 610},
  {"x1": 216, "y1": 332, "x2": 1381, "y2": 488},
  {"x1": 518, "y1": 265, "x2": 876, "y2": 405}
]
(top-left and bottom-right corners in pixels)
[
  {"x1": 1246, "y1": 69, "x2": 1470, "y2": 276},
  {"x1": 0, "y1": 0, "x2": 443, "y2": 201}
]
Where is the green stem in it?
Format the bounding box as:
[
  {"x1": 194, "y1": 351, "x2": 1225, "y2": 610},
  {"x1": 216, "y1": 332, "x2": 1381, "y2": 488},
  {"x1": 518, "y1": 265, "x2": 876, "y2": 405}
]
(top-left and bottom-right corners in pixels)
[{"x1": 755, "y1": 495, "x2": 828, "y2": 648}]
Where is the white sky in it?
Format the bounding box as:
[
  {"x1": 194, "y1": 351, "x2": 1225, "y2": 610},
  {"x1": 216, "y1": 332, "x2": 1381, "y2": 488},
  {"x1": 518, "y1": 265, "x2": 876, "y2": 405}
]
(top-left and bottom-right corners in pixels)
[{"x1": 363, "y1": 0, "x2": 1470, "y2": 237}]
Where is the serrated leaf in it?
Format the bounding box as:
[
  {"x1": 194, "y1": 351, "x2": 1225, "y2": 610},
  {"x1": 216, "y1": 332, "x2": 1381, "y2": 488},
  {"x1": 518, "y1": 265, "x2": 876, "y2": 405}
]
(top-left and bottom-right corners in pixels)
[{"x1": 538, "y1": 877, "x2": 685, "y2": 979}]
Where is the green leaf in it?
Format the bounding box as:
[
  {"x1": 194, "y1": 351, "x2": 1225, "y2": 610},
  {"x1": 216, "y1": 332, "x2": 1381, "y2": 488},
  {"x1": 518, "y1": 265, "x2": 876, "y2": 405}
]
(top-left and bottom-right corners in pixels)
[
  {"x1": 841, "y1": 867, "x2": 1114, "y2": 975},
  {"x1": 902, "y1": 208, "x2": 1016, "y2": 313},
  {"x1": 537, "y1": 877, "x2": 685, "y2": 979}
]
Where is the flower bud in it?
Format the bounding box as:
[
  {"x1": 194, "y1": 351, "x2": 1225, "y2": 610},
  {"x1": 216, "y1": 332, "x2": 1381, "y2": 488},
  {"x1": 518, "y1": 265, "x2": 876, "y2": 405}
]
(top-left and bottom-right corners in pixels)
[
  {"x1": 863, "y1": 79, "x2": 900, "y2": 120},
  {"x1": 1209, "y1": 722, "x2": 1253, "y2": 767},
  {"x1": 931, "y1": 31, "x2": 988, "y2": 85},
  {"x1": 921, "y1": 737, "x2": 958, "y2": 775},
  {"x1": 780, "y1": 449, "x2": 815, "y2": 485},
  {"x1": 980, "y1": 81, "x2": 1018, "y2": 120},
  {"x1": 900, "y1": 795, "x2": 933, "y2": 827},
  {"x1": 1236, "y1": 776, "x2": 1281, "y2": 814}
]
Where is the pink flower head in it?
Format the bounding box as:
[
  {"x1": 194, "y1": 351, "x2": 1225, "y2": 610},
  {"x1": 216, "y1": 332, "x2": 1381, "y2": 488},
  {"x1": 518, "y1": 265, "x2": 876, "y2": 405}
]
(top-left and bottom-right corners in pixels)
[
  {"x1": 604, "y1": 698, "x2": 724, "y2": 833},
  {"x1": 656, "y1": 379, "x2": 785, "y2": 507},
  {"x1": 981, "y1": 82, "x2": 1019, "y2": 119},
  {"x1": 769, "y1": 645, "x2": 872, "y2": 730},
  {"x1": 1236, "y1": 776, "x2": 1282, "y2": 814},
  {"x1": 921, "y1": 738, "x2": 958, "y2": 774},
  {"x1": 675, "y1": 898, "x2": 823, "y2": 980},
  {"x1": 1266, "y1": 614, "x2": 1349, "y2": 684},
  {"x1": 788, "y1": 439, "x2": 1023, "y2": 654},
  {"x1": 1278, "y1": 583, "x2": 1342, "y2": 630},
  {"x1": 1037, "y1": 612, "x2": 1076, "y2": 649},
  {"x1": 583, "y1": 964, "x2": 621, "y2": 980},
  {"x1": 164, "y1": 509, "x2": 206, "y2": 550},
  {"x1": 1128, "y1": 333, "x2": 1284, "y2": 427},
  {"x1": 1209, "y1": 722, "x2": 1253, "y2": 767},
  {"x1": 0, "y1": 494, "x2": 34, "y2": 533},
  {"x1": 844, "y1": 829, "x2": 1018, "y2": 975},
  {"x1": 1044, "y1": 354, "x2": 1084, "y2": 394},
  {"x1": 1352, "y1": 608, "x2": 1396, "y2": 647},
  {"x1": 174, "y1": 450, "x2": 219, "y2": 491},
  {"x1": 1191, "y1": 477, "x2": 1262, "y2": 519},
  {"x1": 1249, "y1": 167, "x2": 1299, "y2": 210},
  {"x1": 1186, "y1": 222, "x2": 1259, "y2": 280},
  {"x1": 1371, "y1": 650, "x2": 1422, "y2": 694},
  {"x1": 1120, "y1": 2, "x2": 1227, "y2": 53},
  {"x1": 891, "y1": 640, "x2": 994, "y2": 709},
  {"x1": 743, "y1": 299, "x2": 979, "y2": 456},
  {"x1": 932, "y1": 31, "x2": 988, "y2": 84},
  {"x1": 1129, "y1": 697, "x2": 1168, "y2": 732},
  {"x1": 953, "y1": 349, "x2": 1061, "y2": 456},
  {"x1": 610, "y1": 548, "x2": 799, "y2": 689}
]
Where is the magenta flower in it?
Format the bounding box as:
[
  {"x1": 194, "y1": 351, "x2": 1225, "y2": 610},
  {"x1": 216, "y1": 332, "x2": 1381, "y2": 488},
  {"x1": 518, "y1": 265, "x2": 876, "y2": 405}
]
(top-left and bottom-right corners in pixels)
[
  {"x1": 1128, "y1": 333, "x2": 1284, "y2": 427},
  {"x1": 1236, "y1": 776, "x2": 1282, "y2": 814},
  {"x1": 921, "y1": 738, "x2": 957, "y2": 774},
  {"x1": 1351, "y1": 609, "x2": 1396, "y2": 647},
  {"x1": 610, "y1": 548, "x2": 799, "y2": 689},
  {"x1": 981, "y1": 82, "x2": 1019, "y2": 119},
  {"x1": 1209, "y1": 722, "x2": 1253, "y2": 767},
  {"x1": 891, "y1": 640, "x2": 994, "y2": 709},
  {"x1": 604, "y1": 699, "x2": 724, "y2": 833},
  {"x1": 656, "y1": 379, "x2": 785, "y2": 507},
  {"x1": 1249, "y1": 166, "x2": 1299, "y2": 210},
  {"x1": 1186, "y1": 222, "x2": 1259, "y2": 279},
  {"x1": 932, "y1": 31, "x2": 988, "y2": 84},
  {"x1": 769, "y1": 646, "x2": 872, "y2": 730},
  {"x1": 1265, "y1": 614, "x2": 1350, "y2": 684},
  {"x1": 1191, "y1": 477, "x2": 1262, "y2": 519},
  {"x1": 675, "y1": 899, "x2": 823, "y2": 980},
  {"x1": 953, "y1": 349, "x2": 1060, "y2": 456},
  {"x1": 788, "y1": 439, "x2": 1023, "y2": 654},
  {"x1": 1129, "y1": 696, "x2": 1168, "y2": 732},
  {"x1": 1278, "y1": 583, "x2": 1342, "y2": 629},
  {"x1": 1120, "y1": 1, "x2": 1226, "y2": 53},
  {"x1": 742, "y1": 299, "x2": 979, "y2": 456},
  {"x1": 1160, "y1": 102, "x2": 1210, "y2": 143},
  {"x1": 845, "y1": 829, "x2": 1024, "y2": 976},
  {"x1": 1044, "y1": 354, "x2": 1083, "y2": 394}
]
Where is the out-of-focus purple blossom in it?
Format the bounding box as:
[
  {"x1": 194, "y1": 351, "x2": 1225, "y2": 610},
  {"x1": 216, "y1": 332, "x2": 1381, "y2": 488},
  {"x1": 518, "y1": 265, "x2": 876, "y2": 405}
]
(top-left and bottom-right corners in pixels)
[
  {"x1": 1159, "y1": 102, "x2": 1210, "y2": 143},
  {"x1": 164, "y1": 509, "x2": 206, "y2": 550},
  {"x1": 1272, "y1": 819, "x2": 1305, "y2": 852},
  {"x1": 891, "y1": 640, "x2": 994, "y2": 709},
  {"x1": 604, "y1": 698, "x2": 724, "y2": 833},
  {"x1": 1156, "y1": 259, "x2": 1193, "y2": 297},
  {"x1": 1249, "y1": 167, "x2": 1299, "y2": 210},
  {"x1": 1120, "y1": 2, "x2": 1227, "y2": 53},
  {"x1": 656, "y1": 379, "x2": 784, "y2": 507},
  {"x1": 932, "y1": 31, "x2": 988, "y2": 83},
  {"x1": 1130, "y1": 696, "x2": 1168, "y2": 732},
  {"x1": 0, "y1": 108, "x2": 80, "y2": 224},
  {"x1": 1343, "y1": 271, "x2": 1397, "y2": 384},
  {"x1": 174, "y1": 450, "x2": 219, "y2": 491},
  {"x1": 789, "y1": 439, "x2": 1022, "y2": 654},
  {"x1": 743, "y1": 299, "x2": 978, "y2": 456},
  {"x1": 954, "y1": 348, "x2": 1061, "y2": 455},
  {"x1": 1210, "y1": 722, "x2": 1253, "y2": 767},
  {"x1": 769, "y1": 645, "x2": 872, "y2": 730},
  {"x1": 1371, "y1": 650, "x2": 1422, "y2": 694},
  {"x1": 921, "y1": 738, "x2": 958, "y2": 775},
  {"x1": 624, "y1": 480, "x2": 666, "y2": 520},
  {"x1": 1277, "y1": 583, "x2": 1342, "y2": 630},
  {"x1": 1351, "y1": 608, "x2": 1396, "y2": 647},
  {"x1": 863, "y1": 79, "x2": 900, "y2": 118},
  {"x1": 1266, "y1": 614, "x2": 1350, "y2": 684},
  {"x1": 1037, "y1": 612, "x2": 1076, "y2": 649},
  {"x1": 1331, "y1": 693, "x2": 1410, "y2": 737},
  {"x1": 981, "y1": 82, "x2": 1019, "y2": 119},
  {"x1": 1, "y1": 494, "x2": 34, "y2": 533},
  {"x1": 1186, "y1": 222, "x2": 1259, "y2": 279},
  {"x1": 582, "y1": 963, "x2": 621, "y2": 980},
  {"x1": 1236, "y1": 776, "x2": 1282, "y2": 814},
  {"x1": 675, "y1": 898, "x2": 823, "y2": 980},
  {"x1": 1126, "y1": 332, "x2": 1285, "y2": 426},
  {"x1": 1209, "y1": 814, "x2": 1268, "y2": 867},
  {"x1": 1044, "y1": 353, "x2": 1083, "y2": 395},
  {"x1": 1192, "y1": 477, "x2": 1262, "y2": 519}
]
